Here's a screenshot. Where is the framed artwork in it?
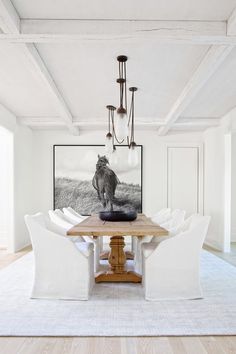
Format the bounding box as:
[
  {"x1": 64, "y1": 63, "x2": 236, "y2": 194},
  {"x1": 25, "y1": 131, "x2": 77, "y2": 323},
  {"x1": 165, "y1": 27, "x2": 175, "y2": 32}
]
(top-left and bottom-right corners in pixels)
[{"x1": 53, "y1": 145, "x2": 143, "y2": 215}]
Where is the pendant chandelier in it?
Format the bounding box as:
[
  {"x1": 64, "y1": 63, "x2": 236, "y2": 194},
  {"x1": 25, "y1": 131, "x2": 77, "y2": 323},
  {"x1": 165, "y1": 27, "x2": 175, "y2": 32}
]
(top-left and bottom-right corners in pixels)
[{"x1": 105, "y1": 55, "x2": 139, "y2": 167}]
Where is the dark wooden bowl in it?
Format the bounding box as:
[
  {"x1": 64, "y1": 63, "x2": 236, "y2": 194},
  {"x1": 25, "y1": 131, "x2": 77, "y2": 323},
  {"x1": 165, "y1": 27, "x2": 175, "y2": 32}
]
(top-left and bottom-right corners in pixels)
[{"x1": 99, "y1": 210, "x2": 137, "y2": 222}]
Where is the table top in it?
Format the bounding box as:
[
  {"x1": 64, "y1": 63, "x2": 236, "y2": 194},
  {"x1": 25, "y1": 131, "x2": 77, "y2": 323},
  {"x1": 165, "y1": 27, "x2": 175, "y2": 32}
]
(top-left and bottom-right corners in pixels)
[{"x1": 67, "y1": 213, "x2": 169, "y2": 237}]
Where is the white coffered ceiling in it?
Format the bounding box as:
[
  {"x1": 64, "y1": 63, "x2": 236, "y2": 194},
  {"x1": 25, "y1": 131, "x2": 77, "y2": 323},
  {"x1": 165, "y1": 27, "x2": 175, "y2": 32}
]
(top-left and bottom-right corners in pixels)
[
  {"x1": 0, "y1": 0, "x2": 236, "y2": 135},
  {"x1": 11, "y1": 0, "x2": 236, "y2": 21}
]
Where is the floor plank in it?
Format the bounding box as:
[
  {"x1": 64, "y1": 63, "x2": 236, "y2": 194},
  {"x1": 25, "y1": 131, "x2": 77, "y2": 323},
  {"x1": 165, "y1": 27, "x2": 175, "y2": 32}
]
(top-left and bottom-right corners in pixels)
[
  {"x1": 204, "y1": 242, "x2": 236, "y2": 267},
  {"x1": 0, "y1": 337, "x2": 235, "y2": 354},
  {"x1": 0, "y1": 337, "x2": 26, "y2": 354},
  {"x1": 169, "y1": 337, "x2": 187, "y2": 354},
  {"x1": 181, "y1": 337, "x2": 208, "y2": 354},
  {"x1": 200, "y1": 336, "x2": 228, "y2": 354},
  {"x1": 0, "y1": 245, "x2": 32, "y2": 270}
]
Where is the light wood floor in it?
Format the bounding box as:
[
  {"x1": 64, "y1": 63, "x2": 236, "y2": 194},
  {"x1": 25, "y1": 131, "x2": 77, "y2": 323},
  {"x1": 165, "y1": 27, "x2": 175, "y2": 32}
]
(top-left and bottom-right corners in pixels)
[
  {"x1": 0, "y1": 245, "x2": 236, "y2": 354},
  {"x1": 204, "y1": 242, "x2": 236, "y2": 267}
]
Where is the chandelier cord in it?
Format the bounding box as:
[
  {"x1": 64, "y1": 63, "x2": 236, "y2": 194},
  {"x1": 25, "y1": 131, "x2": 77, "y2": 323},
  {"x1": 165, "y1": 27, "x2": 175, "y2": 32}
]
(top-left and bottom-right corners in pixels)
[
  {"x1": 124, "y1": 62, "x2": 127, "y2": 112},
  {"x1": 108, "y1": 109, "x2": 111, "y2": 133},
  {"x1": 131, "y1": 91, "x2": 135, "y2": 143},
  {"x1": 128, "y1": 90, "x2": 135, "y2": 144},
  {"x1": 111, "y1": 110, "x2": 124, "y2": 145},
  {"x1": 118, "y1": 61, "x2": 127, "y2": 111}
]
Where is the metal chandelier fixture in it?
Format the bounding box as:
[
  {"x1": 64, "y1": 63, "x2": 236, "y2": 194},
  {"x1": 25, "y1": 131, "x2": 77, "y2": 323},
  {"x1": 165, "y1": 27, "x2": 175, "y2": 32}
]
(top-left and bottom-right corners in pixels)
[{"x1": 105, "y1": 55, "x2": 139, "y2": 167}]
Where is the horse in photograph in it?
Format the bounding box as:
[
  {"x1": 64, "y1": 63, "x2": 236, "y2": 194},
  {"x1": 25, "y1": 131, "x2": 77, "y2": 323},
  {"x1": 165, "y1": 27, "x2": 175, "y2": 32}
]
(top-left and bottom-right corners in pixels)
[
  {"x1": 92, "y1": 155, "x2": 119, "y2": 211},
  {"x1": 92, "y1": 155, "x2": 120, "y2": 211}
]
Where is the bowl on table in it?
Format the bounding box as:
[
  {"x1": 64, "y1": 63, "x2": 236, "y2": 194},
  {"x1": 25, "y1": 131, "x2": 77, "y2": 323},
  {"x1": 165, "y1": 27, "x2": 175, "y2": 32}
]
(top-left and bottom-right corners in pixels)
[{"x1": 99, "y1": 210, "x2": 137, "y2": 222}]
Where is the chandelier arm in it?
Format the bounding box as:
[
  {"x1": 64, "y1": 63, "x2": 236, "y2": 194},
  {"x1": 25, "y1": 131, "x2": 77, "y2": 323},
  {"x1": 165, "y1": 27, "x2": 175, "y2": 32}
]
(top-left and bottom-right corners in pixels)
[
  {"x1": 124, "y1": 62, "x2": 127, "y2": 112},
  {"x1": 132, "y1": 91, "x2": 135, "y2": 143},
  {"x1": 127, "y1": 135, "x2": 130, "y2": 147},
  {"x1": 108, "y1": 109, "x2": 111, "y2": 133},
  {"x1": 112, "y1": 110, "x2": 115, "y2": 147},
  {"x1": 128, "y1": 91, "x2": 133, "y2": 127},
  {"x1": 129, "y1": 90, "x2": 135, "y2": 144},
  {"x1": 111, "y1": 111, "x2": 125, "y2": 145},
  {"x1": 120, "y1": 82, "x2": 123, "y2": 108}
]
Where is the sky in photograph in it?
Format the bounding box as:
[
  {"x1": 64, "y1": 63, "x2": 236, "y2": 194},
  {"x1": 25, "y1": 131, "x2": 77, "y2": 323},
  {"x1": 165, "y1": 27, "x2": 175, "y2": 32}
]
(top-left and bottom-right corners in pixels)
[{"x1": 55, "y1": 145, "x2": 142, "y2": 185}]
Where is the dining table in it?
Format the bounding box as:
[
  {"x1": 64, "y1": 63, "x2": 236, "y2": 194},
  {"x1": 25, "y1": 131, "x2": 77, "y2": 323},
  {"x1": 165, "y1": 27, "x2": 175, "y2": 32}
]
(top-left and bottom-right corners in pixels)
[{"x1": 67, "y1": 213, "x2": 168, "y2": 283}]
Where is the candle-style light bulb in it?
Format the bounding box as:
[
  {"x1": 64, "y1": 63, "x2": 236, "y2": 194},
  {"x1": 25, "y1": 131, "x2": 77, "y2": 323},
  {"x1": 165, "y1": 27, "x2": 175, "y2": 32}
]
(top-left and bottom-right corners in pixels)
[
  {"x1": 110, "y1": 146, "x2": 118, "y2": 166},
  {"x1": 105, "y1": 132, "x2": 113, "y2": 154},
  {"x1": 116, "y1": 106, "x2": 128, "y2": 141}
]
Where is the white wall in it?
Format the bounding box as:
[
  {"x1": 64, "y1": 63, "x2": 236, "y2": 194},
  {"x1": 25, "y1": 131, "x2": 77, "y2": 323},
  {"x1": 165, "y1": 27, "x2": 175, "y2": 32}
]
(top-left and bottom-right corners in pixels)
[
  {"x1": 0, "y1": 105, "x2": 34, "y2": 252},
  {"x1": 0, "y1": 129, "x2": 11, "y2": 247},
  {"x1": 2, "y1": 109, "x2": 230, "y2": 252},
  {"x1": 13, "y1": 124, "x2": 34, "y2": 251},
  {"x1": 32, "y1": 129, "x2": 203, "y2": 217},
  {"x1": 203, "y1": 126, "x2": 225, "y2": 250},
  {"x1": 232, "y1": 133, "x2": 236, "y2": 242}
]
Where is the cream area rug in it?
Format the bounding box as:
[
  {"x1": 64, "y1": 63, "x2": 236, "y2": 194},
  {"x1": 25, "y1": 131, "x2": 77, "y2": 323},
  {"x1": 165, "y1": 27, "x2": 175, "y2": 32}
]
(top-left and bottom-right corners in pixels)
[{"x1": 0, "y1": 251, "x2": 236, "y2": 336}]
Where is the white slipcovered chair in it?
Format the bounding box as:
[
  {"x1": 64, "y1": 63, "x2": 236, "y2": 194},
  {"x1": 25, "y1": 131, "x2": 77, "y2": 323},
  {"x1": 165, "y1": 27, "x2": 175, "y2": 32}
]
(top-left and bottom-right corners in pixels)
[
  {"x1": 48, "y1": 209, "x2": 78, "y2": 231},
  {"x1": 159, "y1": 209, "x2": 186, "y2": 234},
  {"x1": 63, "y1": 207, "x2": 104, "y2": 255},
  {"x1": 150, "y1": 209, "x2": 186, "y2": 245},
  {"x1": 49, "y1": 209, "x2": 100, "y2": 272},
  {"x1": 63, "y1": 207, "x2": 87, "y2": 221},
  {"x1": 153, "y1": 213, "x2": 200, "y2": 241},
  {"x1": 25, "y1": 213, "x2": 94, "y2": 300},
  {"x1": 142, "y1": 215, "x2": 211, "y2": 301},
  {"x1": 151, "y1": 208, "x2": 172, "y2": 224},
  {"x1": 134, "y1": 208, "x2": 172, "y2": 274},
  {"x1": 63, "y1": 207, "x2": 86, "y2": 224}
]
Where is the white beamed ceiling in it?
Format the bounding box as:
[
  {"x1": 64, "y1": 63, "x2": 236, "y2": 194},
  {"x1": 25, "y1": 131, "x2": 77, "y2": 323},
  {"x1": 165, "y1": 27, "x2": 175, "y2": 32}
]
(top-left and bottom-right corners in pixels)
[
  {"x1": 35, "y1": 42, "x2": 209, "y2": 120},
  {"x1": 0, "y1": 43, "x2": 60, "y2": 116},
  {"x1": 183, "y1": 46, "x2": 236, "y2": 118},
  {"x1": 0, "y1": 0, "x2": 236, "y2": 133},
  {"x1": 11, "y1": 0, "x2": 236, "y2": 21}
]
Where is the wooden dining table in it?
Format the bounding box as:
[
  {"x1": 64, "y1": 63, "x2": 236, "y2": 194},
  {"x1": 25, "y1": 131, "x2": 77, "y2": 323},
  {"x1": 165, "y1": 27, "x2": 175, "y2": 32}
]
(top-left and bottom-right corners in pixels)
[{"x1": 67, "y1": 213, "x2": 168, "y2": 283}]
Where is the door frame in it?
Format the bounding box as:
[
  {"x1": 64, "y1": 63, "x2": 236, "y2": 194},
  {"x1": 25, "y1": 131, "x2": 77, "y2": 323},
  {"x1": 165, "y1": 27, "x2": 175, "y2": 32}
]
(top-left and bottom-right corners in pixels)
[{"x1": 165, "y1": 143, "x2": 204, "y2": 215}]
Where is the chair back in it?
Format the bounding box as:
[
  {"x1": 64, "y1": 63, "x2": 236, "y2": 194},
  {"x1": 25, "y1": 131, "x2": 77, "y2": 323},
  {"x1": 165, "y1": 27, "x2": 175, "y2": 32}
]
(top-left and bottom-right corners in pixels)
[
  {"x1": 169, "y1": 209, "x2": 186, "y2": 228},
  {"x1": 157, "y1": 215, "x2": 211, "y2": 260},
  {"x1": 152, "y1": 208, "x2": 171, "y2": 224},
  {"x1": 48, "y1": 209, "x2": 74, "y2": 230},
  {"x1": 25, "y1": 213, "x2": 59, "y2": 251},
  {"x1": 67, "y1": 207, "x2": 86, "y2": 219},
  {"x1": 63, "y1": 207, "x2": 83, "y2": 223}
]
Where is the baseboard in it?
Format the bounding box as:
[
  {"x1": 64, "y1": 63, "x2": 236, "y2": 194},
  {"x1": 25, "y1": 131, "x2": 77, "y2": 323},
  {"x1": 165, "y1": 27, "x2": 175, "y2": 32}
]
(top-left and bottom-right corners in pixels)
[
  {"x1": 231, "y1": 229, "x2": 236, "y2": 242},
  {"x1": 15, "y1": 242, "x2": 32, "y2": 253},
  {"x1": 204, "y1": 239, "x2": 223, "y2": 252}
]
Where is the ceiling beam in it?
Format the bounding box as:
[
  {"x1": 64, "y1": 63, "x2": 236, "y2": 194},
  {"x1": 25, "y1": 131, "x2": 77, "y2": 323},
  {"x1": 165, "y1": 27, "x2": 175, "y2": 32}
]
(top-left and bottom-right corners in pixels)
[
  {"x1": 0, "y1": 0, "x2": 20, "y2": 34},
  {"x1": 0, "y1": 0, "x2": 78, "y2": 135},
  {"x1": 174, "y1": 118, "x2": 220, "y2": 128},
  {"x1": 227, "y1": 7, "x2": 236, "y2": 36},
  {"x1": 18, "y1": 116, "x2": 220, "y2": 132},
  {"x1": 18, "y1": 116, "x2": 166, "y2": 130},
  {"x1": 21, "y1": 44, "x2": 79, "y2": 135},
  {"x1": 0, "y1": 19, "x2": 235, "y2": 45},
  {"x1": 158, "y1": 45, "x2": 234, "y2": 136}
]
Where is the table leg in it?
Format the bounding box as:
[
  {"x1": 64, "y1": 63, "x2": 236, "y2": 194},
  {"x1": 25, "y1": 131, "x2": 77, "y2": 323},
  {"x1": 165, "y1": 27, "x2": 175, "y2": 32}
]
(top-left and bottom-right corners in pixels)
[
  {"x1": 100, "y1": 236, "x2": 134, "y2": 260},
  {"x1": 95, "y1": 235, "x2": 141, "y2": 283},
  {"x1": 100, "y1": 250, "x2": 134, "y2": 260},
  {"x1": 108, "y1": 236, "x2": 126, "y2": 273}
]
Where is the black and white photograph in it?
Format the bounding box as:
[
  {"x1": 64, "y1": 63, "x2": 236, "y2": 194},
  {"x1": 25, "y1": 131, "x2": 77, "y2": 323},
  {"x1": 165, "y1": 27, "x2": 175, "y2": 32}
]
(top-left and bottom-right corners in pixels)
[{"x1": 53, "y1": 145, "x2": 142, "y2": 215}]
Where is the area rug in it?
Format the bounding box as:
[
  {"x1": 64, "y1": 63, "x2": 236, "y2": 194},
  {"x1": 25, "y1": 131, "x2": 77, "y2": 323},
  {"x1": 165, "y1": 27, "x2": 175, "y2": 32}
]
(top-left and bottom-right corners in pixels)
[{"x1": 0, "y1": 251, "x2": 236, "y2": 336}]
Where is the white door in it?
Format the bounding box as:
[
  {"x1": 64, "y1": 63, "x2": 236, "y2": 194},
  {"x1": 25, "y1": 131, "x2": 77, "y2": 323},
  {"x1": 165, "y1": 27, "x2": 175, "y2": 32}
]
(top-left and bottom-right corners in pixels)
[
  {"x1": 0, "y1": 138, "x2": 8, "y2": 248},
  {"x1": 167, "y1": 146, "x2": 201, "y2": 216}
]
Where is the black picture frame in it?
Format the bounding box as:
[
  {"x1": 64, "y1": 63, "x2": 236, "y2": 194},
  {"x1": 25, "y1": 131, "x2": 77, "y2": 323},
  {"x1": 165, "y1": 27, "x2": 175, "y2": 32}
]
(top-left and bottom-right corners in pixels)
[{"x1": 53, "y1": 144, "x2": 143, "y2": 215}]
